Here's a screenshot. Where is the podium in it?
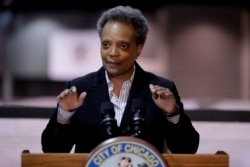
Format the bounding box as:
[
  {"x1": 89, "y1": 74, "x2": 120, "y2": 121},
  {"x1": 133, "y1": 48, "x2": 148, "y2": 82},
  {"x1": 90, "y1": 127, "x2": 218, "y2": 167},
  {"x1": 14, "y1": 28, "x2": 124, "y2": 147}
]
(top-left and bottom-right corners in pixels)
[
  {"x1": 21, "y1": 150, "x2": 229, "y2": 167},
  {"x1": 22, "y1": 137, "x2": 229, "y2": 167}
]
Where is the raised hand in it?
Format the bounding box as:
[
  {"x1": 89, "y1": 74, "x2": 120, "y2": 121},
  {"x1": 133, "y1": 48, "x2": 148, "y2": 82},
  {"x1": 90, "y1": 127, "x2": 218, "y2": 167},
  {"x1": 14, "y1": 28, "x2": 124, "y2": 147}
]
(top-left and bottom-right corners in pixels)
[
  {"x1": 57, "y1": 86, "x2": 87, "y2": 112},
  {"x1": 149, "y1": 84, "x2": 177, "y2": 115}
]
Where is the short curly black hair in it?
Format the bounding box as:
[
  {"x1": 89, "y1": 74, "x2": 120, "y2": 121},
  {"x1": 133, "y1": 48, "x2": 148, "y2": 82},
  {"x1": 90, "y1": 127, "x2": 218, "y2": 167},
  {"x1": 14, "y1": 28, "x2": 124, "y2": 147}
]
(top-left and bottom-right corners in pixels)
[{"x1": 96, "y1": 5, "x2": 149, "y2": 45}]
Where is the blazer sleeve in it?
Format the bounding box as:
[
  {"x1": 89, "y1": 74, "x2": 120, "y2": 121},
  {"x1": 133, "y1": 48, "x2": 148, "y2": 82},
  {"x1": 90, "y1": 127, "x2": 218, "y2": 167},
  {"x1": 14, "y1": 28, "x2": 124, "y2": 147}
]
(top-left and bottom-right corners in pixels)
[
  {"x1": 165, "y1": 113, "x2": 200, "y2": 153},
  {"x1": 41, "y1": 108, "x2": 75, "y2": 153},
  {"x1": 165, "y1": 81, "x2": 199, "y2": 153},
  {"x1": 41, "y1": 81, "x2": 75, "y2": 153}
]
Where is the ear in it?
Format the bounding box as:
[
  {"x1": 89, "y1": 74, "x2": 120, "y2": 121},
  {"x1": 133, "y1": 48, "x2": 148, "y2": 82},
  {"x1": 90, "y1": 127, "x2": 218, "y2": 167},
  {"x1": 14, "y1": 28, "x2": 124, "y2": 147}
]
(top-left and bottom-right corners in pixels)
[{"x1": 136, "y1": 44, "x2": 144, "y2": 58}]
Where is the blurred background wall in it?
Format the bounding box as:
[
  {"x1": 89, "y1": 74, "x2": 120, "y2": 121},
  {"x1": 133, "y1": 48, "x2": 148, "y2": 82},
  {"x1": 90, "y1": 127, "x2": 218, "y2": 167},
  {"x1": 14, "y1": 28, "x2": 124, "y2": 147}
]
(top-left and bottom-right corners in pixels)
[{"x1": 1, "y1": 1, "x2": 250, "y2": 109}]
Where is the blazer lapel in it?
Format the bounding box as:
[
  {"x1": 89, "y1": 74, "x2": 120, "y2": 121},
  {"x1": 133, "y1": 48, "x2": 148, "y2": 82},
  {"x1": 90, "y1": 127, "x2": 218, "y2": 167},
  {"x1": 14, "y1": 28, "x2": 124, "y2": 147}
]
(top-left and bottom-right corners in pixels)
[
  {"x1": 89, "y1": 67, "x2": 110, "y2": 114},
  {"x1": 120, "y1": 62, "x2": 149, "y2": 132}
]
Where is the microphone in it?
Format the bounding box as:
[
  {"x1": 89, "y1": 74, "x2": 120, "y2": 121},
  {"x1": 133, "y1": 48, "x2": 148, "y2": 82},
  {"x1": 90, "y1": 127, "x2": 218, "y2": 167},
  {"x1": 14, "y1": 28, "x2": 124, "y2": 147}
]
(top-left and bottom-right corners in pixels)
[
  {"x1": 131, "y1": 98, "x2": 145, "y2": 137},
  {"x1": 100, "y1": 101, "x2": 119, "y2": 138}
]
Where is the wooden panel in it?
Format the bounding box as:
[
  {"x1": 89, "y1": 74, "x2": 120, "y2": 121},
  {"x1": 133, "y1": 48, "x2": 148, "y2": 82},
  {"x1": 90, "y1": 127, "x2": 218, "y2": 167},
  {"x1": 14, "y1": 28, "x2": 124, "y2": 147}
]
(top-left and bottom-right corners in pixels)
[
  {"x1": 162, "y1": 153, "x2": 229, "y2": 167},
  {"x1": 21, "y1": 150, "x2": 229, "y2": 167}
]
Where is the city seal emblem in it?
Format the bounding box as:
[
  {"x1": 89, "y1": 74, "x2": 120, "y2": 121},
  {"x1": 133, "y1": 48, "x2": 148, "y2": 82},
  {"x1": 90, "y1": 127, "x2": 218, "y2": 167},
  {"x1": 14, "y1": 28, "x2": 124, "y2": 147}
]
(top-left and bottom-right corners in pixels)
[{"x1": 84, "y1": 136, "x2": 168, "y2": 167}]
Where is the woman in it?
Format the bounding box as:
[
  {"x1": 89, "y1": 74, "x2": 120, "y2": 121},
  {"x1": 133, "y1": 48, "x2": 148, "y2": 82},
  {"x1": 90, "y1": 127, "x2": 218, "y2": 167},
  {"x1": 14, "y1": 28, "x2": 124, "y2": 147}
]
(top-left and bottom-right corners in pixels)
[{"x1": 41, "y1": 5, "x2": 199, "y2": 154}]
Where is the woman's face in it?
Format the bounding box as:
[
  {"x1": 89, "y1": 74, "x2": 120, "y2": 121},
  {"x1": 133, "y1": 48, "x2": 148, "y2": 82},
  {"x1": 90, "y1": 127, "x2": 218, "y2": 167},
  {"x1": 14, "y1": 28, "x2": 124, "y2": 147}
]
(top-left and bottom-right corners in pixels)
[{"x1": 100, "y1": 21, "x2": 143, "y2": 80}]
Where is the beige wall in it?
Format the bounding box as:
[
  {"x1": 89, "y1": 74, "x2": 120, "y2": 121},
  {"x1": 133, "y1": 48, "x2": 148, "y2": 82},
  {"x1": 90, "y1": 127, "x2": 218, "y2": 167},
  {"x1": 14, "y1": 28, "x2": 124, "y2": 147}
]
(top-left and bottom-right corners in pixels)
[
  {"x1": 1, "y1": 5, "x2": 250, "y2": 109},
  {"x1": 156, "y1": 6, "x2": 250, "y2": 108}
]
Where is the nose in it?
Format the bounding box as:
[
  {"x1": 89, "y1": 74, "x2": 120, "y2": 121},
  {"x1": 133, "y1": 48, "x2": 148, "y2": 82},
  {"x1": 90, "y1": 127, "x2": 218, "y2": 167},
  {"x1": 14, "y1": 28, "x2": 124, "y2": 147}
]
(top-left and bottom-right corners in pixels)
[{"x1": 109, "y1": 46, "x2": 118, "y2": 56}]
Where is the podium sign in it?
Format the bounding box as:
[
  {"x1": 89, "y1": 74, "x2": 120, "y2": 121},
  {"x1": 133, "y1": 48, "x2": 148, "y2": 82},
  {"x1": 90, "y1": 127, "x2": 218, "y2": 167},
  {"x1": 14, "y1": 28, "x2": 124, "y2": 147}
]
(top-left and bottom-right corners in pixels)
[
  {"x1": 84, "y1": 136, "x2": 168, "y2": 167},
  {"x1": 21, "y1": 138, "x2": 229, "y2": 167}
]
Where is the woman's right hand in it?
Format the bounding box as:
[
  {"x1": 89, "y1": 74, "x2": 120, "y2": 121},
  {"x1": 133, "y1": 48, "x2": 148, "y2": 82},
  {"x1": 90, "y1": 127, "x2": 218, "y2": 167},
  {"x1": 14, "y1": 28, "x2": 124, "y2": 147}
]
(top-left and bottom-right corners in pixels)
[{"x1": 57, "y1": 86, "x2": 87, "y2": 112}]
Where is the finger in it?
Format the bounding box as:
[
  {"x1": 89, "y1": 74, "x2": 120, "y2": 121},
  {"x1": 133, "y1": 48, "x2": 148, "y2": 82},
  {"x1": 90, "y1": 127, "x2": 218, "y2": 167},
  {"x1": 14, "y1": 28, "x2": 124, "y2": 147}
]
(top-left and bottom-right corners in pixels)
[
  {"x1": 153, "y1": 85, "x2": 165, "y2": 90},
  {"x1": 70, "y1": 86, "x2": 77, "y2": 93},
  {"x1": 165, "y1": 88, "x2": 173, "y2": 94},
  {"x1": 156, "y1": 87, "x2": 173, "y2": 95},
  {"x1": 68, "y1": 87, "x2": 78, "y2": 98},
  {"x1": 57, "y1": 91, "x2": 66, "y2": 100},
  {"x1": 157, "y1": 91, "x2": 166, "y2": 99},
  {"x1": 64, "y1": 89, "x2": 70, "y2": 96},
  {"x1": 153, "y1": 86, "x2": 169, "y2": 96},
  {"x1": 152, "y1": 93, "x2": 158, "y2": 99},
  {"x1": 78, "y1": 92, "x2": 87, "y2": 105},
  {"x1": 149, "y1": 84, "x2": 158, "y2": 99},
  {"x1": 150, "y1": 84, "x2": 169, "y2": 99},
  {"x1": 149, "y1": 84, "x2": 173, "y2": 99},
  {"x1": 149, "y1": 84, "x2": 155, "y2": 92},
  {"x1": 156, "y1": 86, "x2": 172, "y2": 93},
  {"x1": 156, "y1": 88, "x2": 173, "y2": 99},
  {"x1": 57, "y1": 95, "x2": 62, "y2": 101},
  {"x1": 57, "y1": 88, "x2": 71, "y2": 101},
  {"x1": 150, "y1": 84, "x2": 165, "y2": 93}
]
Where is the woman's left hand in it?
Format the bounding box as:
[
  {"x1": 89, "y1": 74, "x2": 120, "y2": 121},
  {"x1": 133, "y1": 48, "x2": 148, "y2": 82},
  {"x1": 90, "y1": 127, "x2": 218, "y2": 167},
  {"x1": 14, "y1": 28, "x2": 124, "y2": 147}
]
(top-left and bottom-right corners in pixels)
[{"x1": 149, "y1": 84, "x2": 177, "y2": 115}]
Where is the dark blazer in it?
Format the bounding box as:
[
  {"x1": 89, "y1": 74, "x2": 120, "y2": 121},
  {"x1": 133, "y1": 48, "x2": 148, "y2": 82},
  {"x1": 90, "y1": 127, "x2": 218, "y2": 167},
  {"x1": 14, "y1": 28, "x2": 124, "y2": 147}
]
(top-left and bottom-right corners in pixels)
[{"x1": 41, "y1": 62, "x2": 199, "y2": 153}]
